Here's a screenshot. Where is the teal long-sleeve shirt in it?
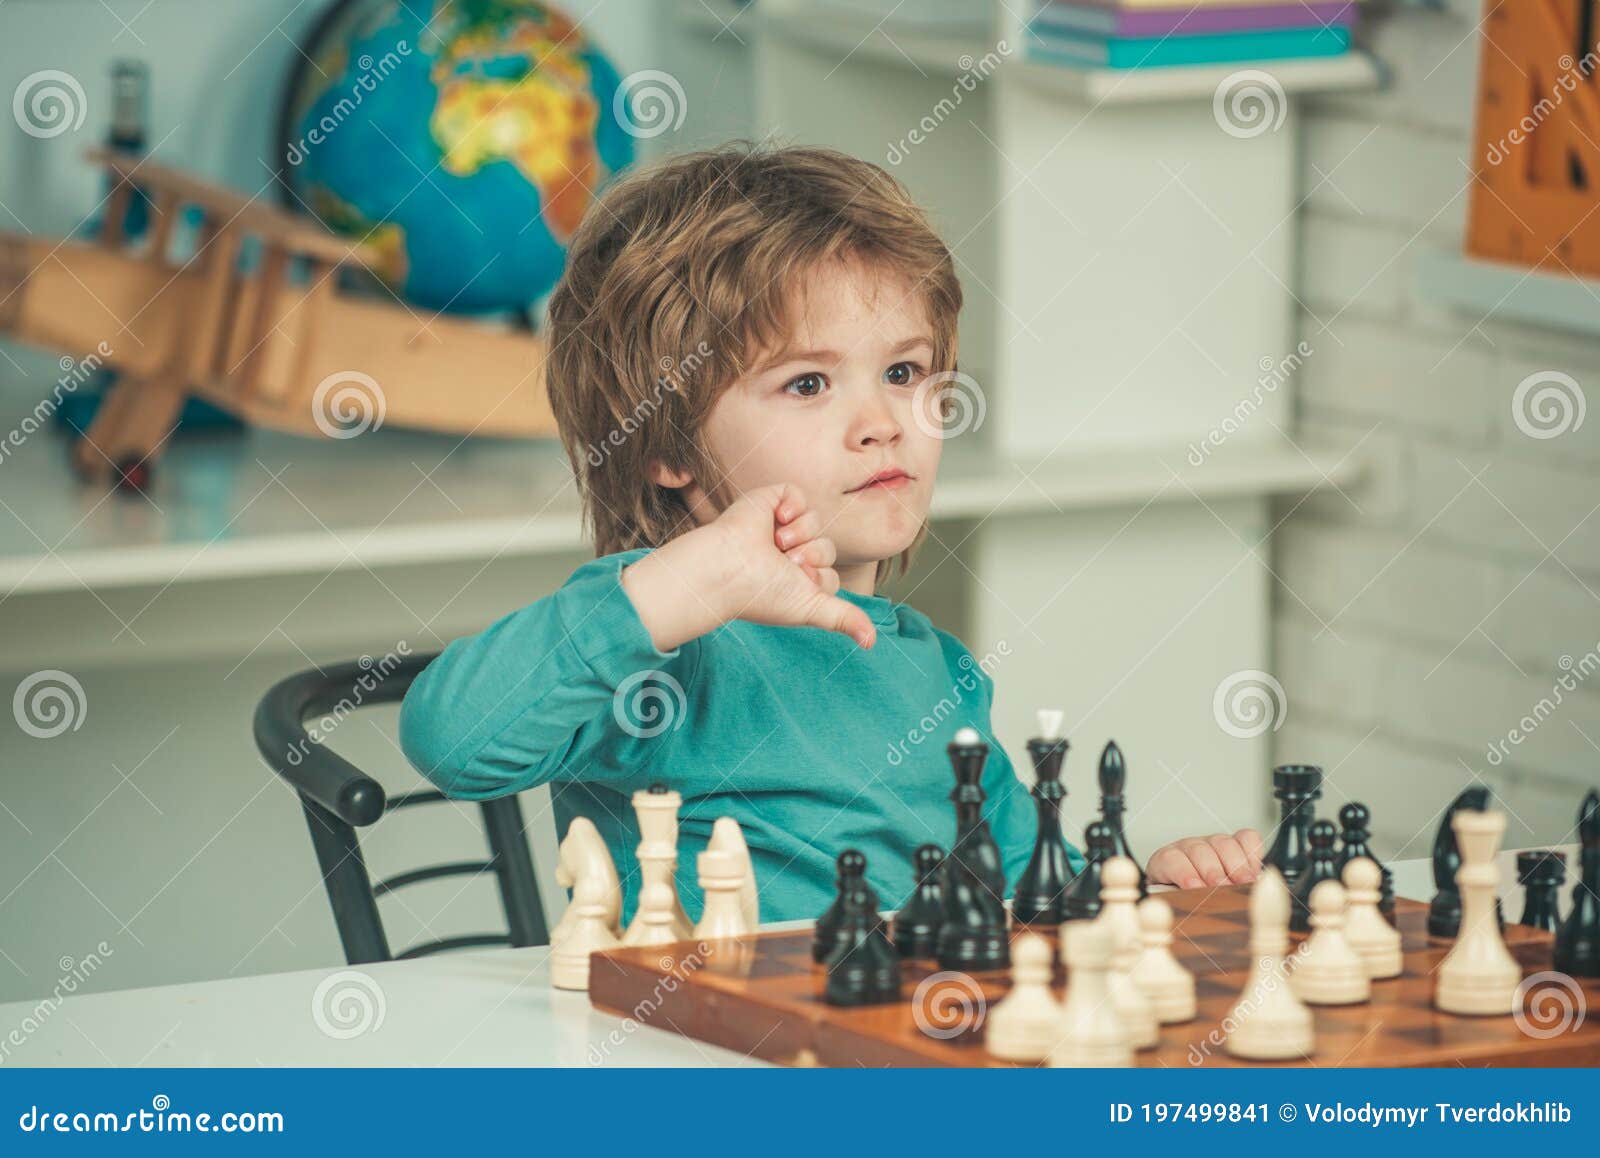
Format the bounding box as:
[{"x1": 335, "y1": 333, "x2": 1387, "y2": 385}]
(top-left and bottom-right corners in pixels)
[{"x1": 397, "y1": 547, "x2": 1085, "y2": 925}]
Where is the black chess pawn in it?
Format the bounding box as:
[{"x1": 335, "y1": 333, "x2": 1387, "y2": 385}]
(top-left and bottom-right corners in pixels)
[
  {"x1": 1555, "y1": 789, "x2": 1600, "y2": 978},
  {"x1": 946, "y1": 727, "x2": 1007, "y2": 904},
  {"x1": 936, "y1": 839, "x2": 1010, "y2": 973},
  {"x1": 1097, "y1": 740, "x2": 1145, "y2": 898},
  {"x1": 1517, "y1": 850, "x2": 1566, "y2": 933},
  {"x1": 892, "y1": 844, "x2": 945, "y2": 958},
  {"x1": 813, "y1": 849, "x2": 869, "y2": 963},
  {"x1": 1062, "y1": 820, "x2": 1116, "y2": 921},
  {"x1": 1336, "y1": 801, "x2": 1394, "y2": 919},
  {"x1": 1012, "y1": 729, "x2": 1074, "y2": 926},
  {"x1": 1427, "y1": 785, "x2": 1505, "y2": 938},
  {"x1": 823, "y1": 885, "x2": 903, "y2": 1007},
  {"x1": 1263, "y1": 764, "x2": 1321, "y2": 885},
  {"x1": 1290, "y1": 820, "x2": 1341, "y2": 933}
]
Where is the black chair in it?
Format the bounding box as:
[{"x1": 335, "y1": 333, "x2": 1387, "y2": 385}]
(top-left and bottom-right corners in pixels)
[{"x1": 254, "y1": 652, "x2": 550, "y2": 964}]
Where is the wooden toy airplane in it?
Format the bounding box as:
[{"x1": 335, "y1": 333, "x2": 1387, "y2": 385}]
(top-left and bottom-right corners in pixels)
[{"x1": 0, "y1": 149, "x2": 557, "y2": 488}]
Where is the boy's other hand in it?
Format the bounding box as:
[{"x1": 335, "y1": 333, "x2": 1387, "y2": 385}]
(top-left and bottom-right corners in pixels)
[
  {"x1": 1146, "y1": 828, "x2": 1264, "y2": 889},
  {"x1": 710, "y1": 482, "x2": 877, "y2": 648}
]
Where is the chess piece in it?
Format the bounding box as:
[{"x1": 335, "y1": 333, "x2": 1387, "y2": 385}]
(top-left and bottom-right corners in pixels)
[
  {"x1": 936, "y1": 837, "x2": 1010, "y2": 973},
  {"x1": 946, "y1": 726, "x2": 1007, "y2": 904},
  {"x1": 1012, "y1": 710, "x2": 1074, "y2": 927},
  {"x1": 1288, "y1": 880, "x2": 1371, "y2": 1005},
  {"x1": 892, "y1": 844, "x2": 945, "y2": 958},
  {"x1": 1129, "y1": 897, "x2": 1196, "y2": 1023},
  {"x1": 823, "y1": 885, "x2": 902, "y2": 1007},
  {"x1": 1103, "y1": 895, "x2": 1159, "y2": 1049},
  {"x1": 1263, "y1": 764, "x2": 1321, "y2": 885},
  {"x1": 1049, "y1": 921, "x2": 1132, "y2": 1067},
  {"x1": 1095, "y1": 856, "x2": 1143, "y2": 951},
  {"x1": 1341, "y1": 857, "x2": 1402, "y2": 979},
  {"x1": 1428, "y1": 785, "x2": 1508, "y2": 938},
  {"x1": 1097, "y1": 740, "x2": 1145, "y2": 897},
  {"x1": 552, "y1": 816, "x2": 621, "y2": 941},
  {"x1": 627, "y1": 880, "x2": 684, "y2": 948},
  {"x1": 984, "y1": 933, "x2": 1061, "y2": 1062},
  {"x1": 694, "y1": 848, "x2": 752, "y2": 940},
  {"x1": 709, "y1": 816, "x2": 759, "y2": 930},
  {"x1": 1289, "y1": 820, "x2": 1340, "y2": 933},
  {"x1": 1517, "y1": 850, "x2": 1566, "y2": 932},
  {"x1": 622, "y1": 784, "x2": 693, "y2": 945},
  {"x1": 1062, "y1": 821, "x2": 1115, "y2": 921},
  {"x1": 1554, "y1": 789, "x2": 1600, "y2": 978},
  {"x1": 549, "y1": 874, "x2": 621, "y2": 991},
  {"x1": 1435, "y1": 808, "x2": 1521, "y2": 1015},
  {"x1": 1337, "y1": 801, "x2": 1393, "y2": 918},
  {"x1": 813, "y1": 849, "x2": 869, "y2": 963},
  {"x1": 1223, "y1": 867, "x2": 1314, "y2": 1060}
]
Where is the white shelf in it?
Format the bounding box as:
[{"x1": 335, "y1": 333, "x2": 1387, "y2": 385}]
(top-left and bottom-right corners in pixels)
[
  {"x1": 1009, "y1": 50, "x2": 1383, "y2": 105},
  {"x1": 0, "y1": 360, "x2": 1361, "y2": 595},
  {"x1": 693, "y1": 2, "x2": 1383, "y2": 103},
  {"x1": 1418, "y1": 251, "x2": 1600, "y2": 339}
]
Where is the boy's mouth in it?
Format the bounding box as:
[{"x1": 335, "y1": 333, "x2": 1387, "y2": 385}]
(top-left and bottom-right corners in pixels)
[{"x1": 848, "y1": 468, "x2": 912, "y2": 493}]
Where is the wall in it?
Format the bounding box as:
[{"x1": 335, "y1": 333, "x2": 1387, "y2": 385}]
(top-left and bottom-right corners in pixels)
[{"x1": 1275, "y1": 0, "x2": 1600, "y2": 861}]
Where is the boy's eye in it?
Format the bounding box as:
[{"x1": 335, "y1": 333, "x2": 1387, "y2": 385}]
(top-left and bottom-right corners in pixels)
[
  {"x1": 782, "y1": 373, "x2": 826, "y2": 398},
  {"x1": 885, "y1": 361, "x2": 923, "y2": 386}
]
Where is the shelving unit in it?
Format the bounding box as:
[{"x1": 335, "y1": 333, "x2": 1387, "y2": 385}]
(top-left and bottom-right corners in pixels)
[
  {"x1": 663, "y1": 0, "x2": 1384, "y2": 830},
  {"x1": 1417, "y1": 251, "x2": 1600, "y2": 339}
]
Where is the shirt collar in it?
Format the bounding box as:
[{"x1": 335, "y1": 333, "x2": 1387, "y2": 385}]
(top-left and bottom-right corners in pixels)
[{"x1": 836, "y1": 587, "x2": 900, "y2": 627}]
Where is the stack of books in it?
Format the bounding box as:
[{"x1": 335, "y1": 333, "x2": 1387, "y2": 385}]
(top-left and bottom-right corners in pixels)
[{"x1": 1024, "y1": 0, "x2": 1358, "y2": 69}]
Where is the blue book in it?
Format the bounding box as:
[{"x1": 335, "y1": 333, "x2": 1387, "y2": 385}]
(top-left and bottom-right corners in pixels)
[{"x1": 1026, "y1": 25, "x2": 1350, "y2": 68}]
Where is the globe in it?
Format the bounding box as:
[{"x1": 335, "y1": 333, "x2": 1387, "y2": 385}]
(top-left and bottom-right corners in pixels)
[{"x1": 280, "y1": 0, "x2": 636, "y2": 314}]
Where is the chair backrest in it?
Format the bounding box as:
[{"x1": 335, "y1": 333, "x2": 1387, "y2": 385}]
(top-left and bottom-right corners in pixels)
[{"x1": 253, "y1": 653, "x2": 550, "y2": 964}]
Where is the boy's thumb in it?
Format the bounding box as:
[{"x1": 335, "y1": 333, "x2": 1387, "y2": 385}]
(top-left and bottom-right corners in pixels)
[{"x1": 807, "y1": 595, "x2": 876, "y2": 649}]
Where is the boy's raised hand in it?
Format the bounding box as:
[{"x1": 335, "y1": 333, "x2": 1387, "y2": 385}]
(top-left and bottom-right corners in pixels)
[
  {"x1": 710, "y1": 482, "x2": 877, "y2": 649},
  {"x1": 1146, "y1": 828, "x2": 1265, "y2": 889}
]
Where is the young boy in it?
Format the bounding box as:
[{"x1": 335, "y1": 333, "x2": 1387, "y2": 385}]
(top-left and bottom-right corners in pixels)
[{"x1": 398, "y1": 141, "x2": 1263, "y2": 925}]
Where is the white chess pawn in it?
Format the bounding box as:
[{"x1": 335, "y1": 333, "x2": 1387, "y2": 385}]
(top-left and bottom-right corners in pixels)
[
  {"x1": 709, "y1": 816, "x2": 759, "y2": 930},
  {"x1": 627, "y1": 881, "x2": 684, "y2": 948},
  {"x1": 694, "y1": 848, "x2": 752, "y2": 940},
  {"x1": 549, "y1": 875, "x2": 620, "y2": 991},
  {"x1": 985, "y1": 933, "x2": 1062, "y2": 1062},
  {"x1": 1288, "y1": 880, "x2": 1370, "y2": 1005},
  {"x1": 1341, "y1": 857, "x2": 1402, "y2": 980},
  {"x1": 1050, "y1": 921, "x2": 1132, "y2": 1068},
  {"x1": 1435, "y1": 808, "x2": 1521, "y2": 1015},
  {"x1": 1096, "y1": 856, "x2": 1142, "y2": 951},
  {"x1": 1224, "y1": 867, "x2": 1314, "y2": 1060},
  {"x1": 1129, "y1": 897, "x2": 1196, "y2": 1023},
  {"x1": 1103, "y1": 907, "x2": 1159, "y2": 1050}
]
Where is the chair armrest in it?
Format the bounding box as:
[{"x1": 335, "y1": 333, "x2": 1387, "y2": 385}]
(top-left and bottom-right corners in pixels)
[{"x1": 253, "y1": 652, "x2": 439, "y2": 827}]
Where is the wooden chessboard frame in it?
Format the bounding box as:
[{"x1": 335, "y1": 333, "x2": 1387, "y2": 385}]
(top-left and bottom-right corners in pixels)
[{"x1": 588, "y1": 887, "x2": 1600, "y2": 1067}]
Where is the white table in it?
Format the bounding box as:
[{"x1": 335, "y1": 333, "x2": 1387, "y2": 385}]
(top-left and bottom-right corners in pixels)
[{"x1": 0, "y1": 847, "x2": 1573, "y2": 1067}]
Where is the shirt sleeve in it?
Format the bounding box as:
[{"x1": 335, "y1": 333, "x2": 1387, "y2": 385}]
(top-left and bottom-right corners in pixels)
[{"x1": 397, "y1": 547, "x2": 701, "y2": 800}]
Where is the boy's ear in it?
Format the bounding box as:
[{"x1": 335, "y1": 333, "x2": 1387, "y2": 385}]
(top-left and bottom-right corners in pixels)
[{"x1": 647, "y1": 459, "x2": 693, "y2": 490}]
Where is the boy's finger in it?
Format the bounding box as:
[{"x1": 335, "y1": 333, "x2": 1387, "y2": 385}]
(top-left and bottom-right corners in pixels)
[
  {"x1": 1209, "y1": 835, "x2": 1255, "y2": 883},
  {"x1": 1181, "y1": 839, "x2": 1229, "y2": 886},
  {"x1": 786, "y1": 537, "x2": 837, "y2": 569},
  {"x1": 1233, "y1": 827, "x2": 1266, "y2": 865},
  {"x1": 1162, "y1": 851, "x2": 1204, "y2": 889},
  {"x1": 775, "y1": 510, "x2": 821, "y2": 551},
  {"x1": 807, "y1": 595, "x2": 875, "y2": 649},
  {"x1": 771, "y1": 481, "x2": 811, "y2": 525}
]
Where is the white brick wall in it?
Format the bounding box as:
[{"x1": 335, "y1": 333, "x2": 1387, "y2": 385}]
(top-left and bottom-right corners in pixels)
[{"x1": 1274, "y1": 0, "x2": 1600, "y2": 863}]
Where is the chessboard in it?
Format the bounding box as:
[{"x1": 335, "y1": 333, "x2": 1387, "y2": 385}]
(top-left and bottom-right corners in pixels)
[{"x1": 588, "y1": 887, "x2": 1600, "y2": 1067}]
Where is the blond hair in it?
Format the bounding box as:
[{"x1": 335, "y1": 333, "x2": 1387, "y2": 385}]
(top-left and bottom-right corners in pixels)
[{"x1": 544, "y1": 140, "x2": 963, "y2": 586}]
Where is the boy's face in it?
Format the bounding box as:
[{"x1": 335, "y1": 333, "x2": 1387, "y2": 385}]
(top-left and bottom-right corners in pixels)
[{"x1": 662, "y1": 258, "x2": 945, "y2": 589}]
